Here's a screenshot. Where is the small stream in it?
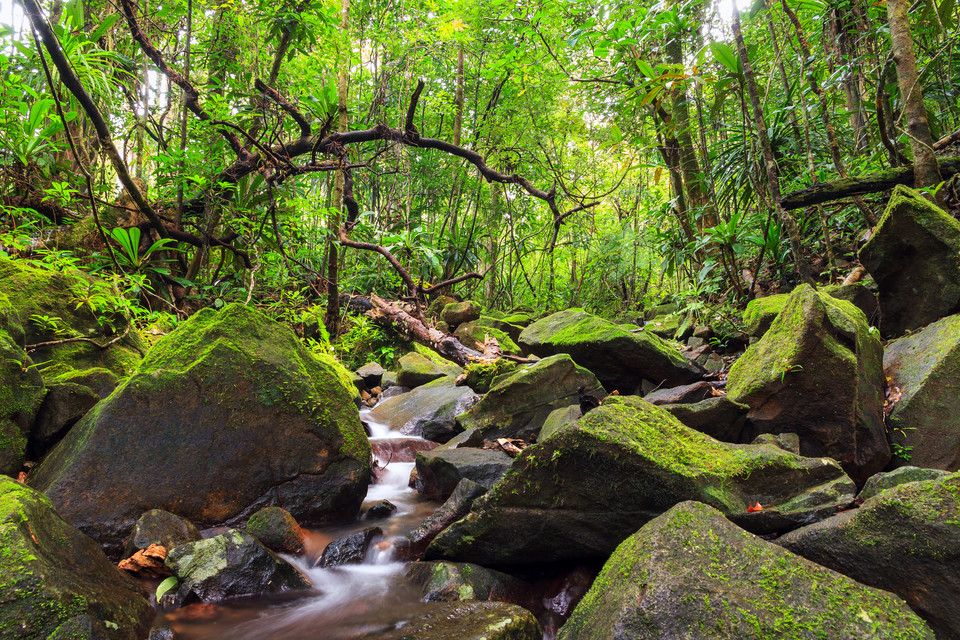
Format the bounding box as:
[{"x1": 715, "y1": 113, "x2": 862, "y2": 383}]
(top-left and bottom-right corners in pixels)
[{"x1": 151, "y1": 411, "x2": 443, "y2": 639}]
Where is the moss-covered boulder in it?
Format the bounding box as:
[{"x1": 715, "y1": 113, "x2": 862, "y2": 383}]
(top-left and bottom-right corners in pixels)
[
  {"x1": 454, "y1": 322, "x2": 523, "y2": 356},
  {"x1": 727, "y1": 284, "x2": 888, "y2": 484},
  {"x1": 744, "y1": 284, "x2": 879, "y2": 339},
  {"x1": 642, "y1": 313, "x2": 682, "y2": 339},
  {"x1": 406, "y1": 561, "x2": 534, "y2": 606},
  {"x1": 164, "y1": 529, "x2": 310, "y2": 604},
  {"x1": 778, "y1": 472, "x2": 960, "y2": 639},
  {"x1": 860, "y1": 185, "x2": 960, "y2": 337},
  {"x1": 742, "y1": 293, "x2": 789, "y2": 337},
  {"x1": 401, "y1": 478, "x2": 487, "y2": 560},
  {"x1": 460, "y1": 358, "x2": 519, "y2": 394},
  {"x1": 538, "y1": 405, "x2": 582, "y2": 441},
  {"x1": 456, "y1": 354, "x2": 602, "y2": 440},
  {"x1": 442, "y1": 300, "x2": 483, "y2": 327},
  {"x1": 0, "y1": 257, "x2": 145, "y2": 380},
  {"x1": 557, "y1": 501, "x2": 934, "y2": 640},
  {"x1": 472, "y1": 315, "x2": 526, "y2": 343},
  {"x1": 883, "y1": 313, "x2": 960, "y2": 470},
  {"x1": 121, "y1": 509, "x2": 201, "y2": 560},
  {"x1": 28, "y1": 303, "x2": 370, "y2": 556},
  {"x1": 0, "y1": 331, "x2": 45, "y2": 476},
  {"x1": 519, "y1": 309, "x2": 703, "y2": 393},
  {"x1": 28, "y1": 382, "x2": 99, "y2": 459},
  {"x1": 368, "y1": 377, "x2": 479, "y2": 443},
  {"x1": 369, "y1": 600, "x2": 542, "y2": 640},
  {"x1": 857, "y1": 466, "x2": 949, "y2": 502},
  {"x1": 426, "y1": 396, "x2": 855, "y2": 565},
  {"x1": 426, "y1": 295, "x2": 458, "y2": 319},
  {"x1": 245, "y1": 507, "x2": 304, "y2": 554},
  {"x1": 396, "y1": 351, "x2": 459, "y2": 388},
  {"x1": 0, "y1": 478, "x2": 153, "y2": 639}
]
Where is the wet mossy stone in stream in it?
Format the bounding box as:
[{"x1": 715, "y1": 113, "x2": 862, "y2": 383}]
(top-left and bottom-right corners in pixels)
[
  {"x1": 0, "y1": 256, "x2": 146, "y2": 380},
  {"x1": 164, "y1": 529, "x2": 310, "y2": 604},
  {"x1": 122, "y1": 509, "x2": 201, "y2": 559},
  {"x1": 454, "y1": 321, "x2": 523, "y2": 356},
  {"x1": 860, "y1": 185, "x2": 960, "y2": 338},
  {"x1": 28, "y1": 303, "x2": 370, "y2": 557},
  {"x1": 0, "y1": 477, "x2": 154, "y2": 640},
  {"x1": 727, "y1": 284, "x2": 889, "y2": 485},
  {"x1": 426, "y1": 396, "x2": 855, "y2": 566},
  {"x1": 367, "y1": 376, "x2": 479, "y2": 443},
  {"x1": 245, "y1": 506, "x2": 305, "y2": 554},
  {"x1": 455, "y1": 354, "x2": 602, "y2": 441},
  {"x1": 318, "y1": 526, "x2": 382, "y2": 567},
  {"x1": 556, "y1": 501, "x2": 934, "y2": 640},
  {"x1": 362, "y1": 600, "x2": 542, "y2": 640},
  {"x1": 0, "y1": 329, "x2": 45, "y2": 477},
  {"x1": 883, "y1": 313, "x2": 960, "y2": 470},
  {"x1": 414, "y1": 448, "x2": 514, "y2": 501},
  {"x1": 777, "y1": 471, "x2": 960, "y2": 639},
  {"x1": 518, "y1": 309, "x2": 703, "y2": 393},
  {"x1": 406, "y1": 561, "x2": 534, "y2": 605}
]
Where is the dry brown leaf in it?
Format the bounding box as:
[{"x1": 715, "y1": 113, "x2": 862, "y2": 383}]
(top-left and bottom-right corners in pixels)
[{"x1": 118, "y1": 544, "x2": 171, "y2": 578}]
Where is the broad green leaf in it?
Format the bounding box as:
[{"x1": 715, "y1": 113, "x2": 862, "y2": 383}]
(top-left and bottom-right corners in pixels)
[
  {"x1": 89, "y1": 15, "x2": 121, "y2": 41},
  {"x1": 709, "y1": 42, "x2": 740, "y2": 74},
  {"x1": 156, "y1": 576, "x2": 179, "y2": 600}
]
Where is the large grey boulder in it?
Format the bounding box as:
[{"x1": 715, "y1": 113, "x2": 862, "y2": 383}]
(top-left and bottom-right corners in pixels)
[
  {"x1": 0, "y1": 478, "x2": 154, "y2": 640},
  {"x1": 860, "y1": 184, "x2": 960, "y2": 337},
  {"x1": 519, "y1": 309, "x2": 703, "y2": 393},
  {"x1": 727, "y1": 284, "x2": 888, "y2": 484},
  {"x1": 29, "y1": 304, "x2": 370, "y2": 557},
  {"x1": 426, "y1": 396, "x2": 855, "y2": 565},
  {"x1": 557, "y1": 501, "x2": 934, "y2": 640},
  {"x1": 883, "y1": 313, "x2": 960, "y2": 469},
  {"x1": 778, "y1": 472, "x2": 960, "y2": 639},
  {"x1": 456, "y1": 354, "x2": 602, "y2": 440},
  {"x1": 367, "y1": 377, "x2": 479, "y2": 442},
  {"x1": 414, "y1": 448, "x2": 515, "y2": 501}
]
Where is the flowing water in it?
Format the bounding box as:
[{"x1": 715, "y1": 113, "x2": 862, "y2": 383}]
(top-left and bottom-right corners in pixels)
[{"x1": 151, "y1": 412, "x2": 443, "y2": 639}]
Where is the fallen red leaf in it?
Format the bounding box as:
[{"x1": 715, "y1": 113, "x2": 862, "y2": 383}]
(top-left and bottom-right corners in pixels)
[{"x1": 747, "y1": 502, "x2": 763, "y2": 512}]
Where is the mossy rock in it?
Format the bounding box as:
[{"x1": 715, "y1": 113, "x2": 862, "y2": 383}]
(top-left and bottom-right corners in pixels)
[
  {"x1": 426, "y1": 295, "x2": 458, "y2": 319},
  {"x1": 0, "y1": 477, "x2": 154, "y2": 640},
  {"x1": 442, "y1": 300, "x2": 483, "y2": 327},
  {"x1": 778, "y1": 472, "x2": 960, "y2": 639},
  {"x1": 406, "y1": 561, "x2": 534, "y2": 605},
  {"x1": 454, "y1": 322, "x2": 523, "y2": 356},
  {"x1": 397, "y1": 351, "x2": 460, "y2": 388},
  {"x1": 245, "y1": 507, "x2": 305, "y2": 554},
  {"x1": 857, "y1": 466, "x2": 949, "y2": 502},
  {"x1": 367, "y1": 377, "x2": 479, "y2": 443},
  {"x1": 538, "y1": 404, "x2": 582, "y2": 441},
  {"x1": 460, "y1": 359, "x2": 519, "y2": 394},
  {"x1": 742, "y1": 293, "x2": 789, "y2": 337},
  {"x1": 860, "y1": 185, "x2": 960, "y2": 338},
  {"x1": 557, "y1": 501, "x2": 934, "y2": 640},
  {"x1": 122, "y1": 509, "x2": 201, "y2": 559},
  {"x1": 745, "y1": 285, "x2": 879, "y2": 339},
  {"x1": 427, "y1": 396, "x2": 855, "y2": 565},
  {"x1": 883, "y1": 313, "x2": 960, "y2": 470},
  {"x1": 29, "y1": 303, "x2": 370, "y2": 557},
  {"x1": 519, "y1": 309, "x2": 703, "y2": 393},
  {"x1": 642, "y1": 314, "x2": 682, "y2": 339},
  {"x1": 472, "y1": 315, "x2": 526, "y2": 343},
  {"x1": 0, "y1": 330, "x2": 45, "y2": 476},
  {"x1": 165, "y1": 529, "x2": 310, "y2": 604},
  {"x1": 0, "y1": 257, "x2": 146, "y2": 380},
  {"x1": 727, "y1": 284, "x2": 889, "y2": 485},
  {"x1": 368, "y1": 600, "x2": 542, "y2": 640},
  {"x1": 456, "y1": 354, "x2": 602, "y2": 440}
]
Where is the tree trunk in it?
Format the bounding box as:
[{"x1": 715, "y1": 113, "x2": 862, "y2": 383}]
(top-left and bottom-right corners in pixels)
[
  {"x1": 886, "y1": 0, "x2": 942, "y2": 191},
  {"x1": 732, "y1": 6, "x2": 813, "y2": 285},
  {"x1": 324, "y1": 0, "x2": 350, "y2": 337}
]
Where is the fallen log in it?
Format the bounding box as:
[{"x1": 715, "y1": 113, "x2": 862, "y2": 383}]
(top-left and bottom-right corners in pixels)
[
  {"x1": 780, "y1": 156, "x2": 960, "y2": 210},
  {"x1": 367, "y1": 294, "x2": 530, "y2": 367}
]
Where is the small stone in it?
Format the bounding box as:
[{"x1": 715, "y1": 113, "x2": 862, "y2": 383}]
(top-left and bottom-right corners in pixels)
[{"x1": 363, "y1": 499, "x2": 398, "y2": 520}]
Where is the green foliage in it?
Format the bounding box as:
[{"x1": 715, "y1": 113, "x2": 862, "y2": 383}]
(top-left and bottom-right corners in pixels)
[{"x1": 331, "y1": 316, "x2": 406, "y2": 371}]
